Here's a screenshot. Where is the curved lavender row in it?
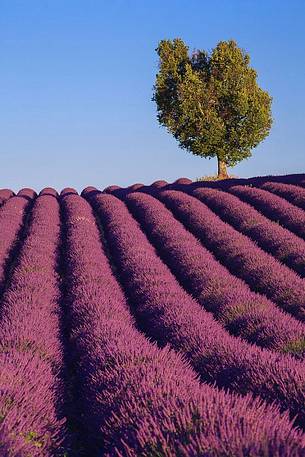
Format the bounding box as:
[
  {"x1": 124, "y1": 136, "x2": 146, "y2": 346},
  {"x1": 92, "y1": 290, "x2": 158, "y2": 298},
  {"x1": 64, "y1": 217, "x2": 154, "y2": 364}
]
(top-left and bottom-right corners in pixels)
[
  {"x1": 0, "y1": 189, "x2": 14, "y2": 206},
  {"x1": 227, "y1": 184, "x2": 305, "y2": 241},
  {"x1": 128, "y1": 183, "x2": 145, "y2": 191},
  {"x1": 81, "y1": 186, "x2": 97, "y2": 196},
  {"x1": 39, "y1": 187, "x2": 59, "y2": 197},
  {"x1": 150, "y1": 179, "x2": 168, "y2": 188},
  {"x1": 124, "y1": 191, "x2": 305, "y2": 358},
  {"x1": 0, "y1": 191, "x2": 35, "y2": 293},
  {"x1": 18, "y1": 187, "x2": 37, "y2": 199},
  {"x1": 103, "y1": 184, "x2": 122, "y2": 193},
  {"x1": 86, "y1": 191, "x2": 305, "y2": 429},
  {"x1": 0, "y1": 192, "x2": 67, "y2": 456},
  {"x1": 159, "y1": 189, "x2": 305, "y2": 323},
  {"x1": 174, "y1": 177, "x2": 193, "y2": 185},
  {"x1": 188, "y1": 187, "x2": 305, "y2": 277},
  {"x1": 260, "y1": 182, "x2": 305, "y2": 211},
  {"x1": 60, "y1": 193, "x2": 305, "y2": 457},
  {"x1": 61, "y1": 187, "x2": 78, "y2": 196}
]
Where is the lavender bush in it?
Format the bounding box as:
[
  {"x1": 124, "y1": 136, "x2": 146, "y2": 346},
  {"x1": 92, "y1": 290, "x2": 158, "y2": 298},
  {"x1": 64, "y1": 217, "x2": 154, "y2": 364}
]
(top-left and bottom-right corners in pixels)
[{"x1": 0, "y1": 189, "x2": 14, "y2": 206}]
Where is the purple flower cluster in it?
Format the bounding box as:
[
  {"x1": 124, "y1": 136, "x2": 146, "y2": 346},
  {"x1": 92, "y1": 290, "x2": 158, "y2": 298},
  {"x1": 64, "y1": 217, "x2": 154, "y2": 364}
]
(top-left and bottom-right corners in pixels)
[
  {"x1": 60, "y1": 190, "x2": 305, "y2": 457},
  {"x1": 260, "y1": 181, "x2": 305, "y2": 211},
  {"x1": 123, "y1": 191, "x2": 305, "y2": 358},
  {"x1": 228, "y1": 184, "x2": 305, "y2": 240},
  {"x1": 0, "y1": 190, "x2": 66, "y2": 456},
  {"x1": 85, "y1": 190, "x2": 305, "y2": 430},
  {"x1": 188, "y1": 186, "x2": 305, "y2": 276},
  {"x1": 159, "y1": 189, "x2": 305, "y2": 323}
]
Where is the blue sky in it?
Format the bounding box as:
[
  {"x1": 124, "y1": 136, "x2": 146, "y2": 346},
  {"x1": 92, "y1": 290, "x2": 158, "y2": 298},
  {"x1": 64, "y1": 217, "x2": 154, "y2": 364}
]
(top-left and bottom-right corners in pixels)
[{"x1": 0, "y1": 0, "x2": 304, "y2": 192}]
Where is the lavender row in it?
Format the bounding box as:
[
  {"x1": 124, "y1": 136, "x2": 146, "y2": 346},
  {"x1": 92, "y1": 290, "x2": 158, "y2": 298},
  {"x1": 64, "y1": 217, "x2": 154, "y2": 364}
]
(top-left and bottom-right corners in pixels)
[
  {"x1": 85, "y1": 190, "x2": 305, "y2": 430},
  {"x1": 59, "y1": 190, "x2": 305, "y2": 457},
  {"x1": 188, "y1": 186, "x2": 305, "y2": 277},
  {"x1": 227, "y1": 184, "x2": 305, "y2": 241},
  {"x1": 159, "y1": 189, "x2": 305, "y2": 323},
  {"x1": 0, "y1": 190, "x2": 66, "y2": 456},
  {"x1": 124, "y1": 191, "x2": 305, "y2": 358},
  {"x1": 0, "y1": 189, "x2": 35, "y2": 292},
  {"x1": 0, "y1": 189, "x2": 14, "y2": 206},
  {"x1": 260, "y1": 181, "x2": 305, "y2": 211}
]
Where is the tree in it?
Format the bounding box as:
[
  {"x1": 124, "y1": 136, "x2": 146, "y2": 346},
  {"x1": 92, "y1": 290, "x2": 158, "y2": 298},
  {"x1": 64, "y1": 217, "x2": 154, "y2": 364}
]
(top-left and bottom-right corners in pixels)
[{"x1": 153, "y1": 39, "x2": 272, "y2": 178}]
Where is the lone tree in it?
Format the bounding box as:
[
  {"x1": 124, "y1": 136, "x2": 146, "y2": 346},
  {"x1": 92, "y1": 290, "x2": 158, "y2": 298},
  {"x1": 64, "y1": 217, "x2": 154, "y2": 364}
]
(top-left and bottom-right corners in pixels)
[{"x1": 153, "y1": 39, "x2": 272, "y2": 178}]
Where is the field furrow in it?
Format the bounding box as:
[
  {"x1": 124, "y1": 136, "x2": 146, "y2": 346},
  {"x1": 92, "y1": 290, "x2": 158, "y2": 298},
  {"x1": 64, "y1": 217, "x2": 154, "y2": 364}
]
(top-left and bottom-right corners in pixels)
[
  {"x1": 85, "y1": 189, "x2": 305, "y2": 430},
  {"x1": 188, "y1": 186, "x2": 305, "y2": 277},
  {"x1": 123, "y1": 190, "x2": 305, "y2": 358},
  {"x1": 158, "y1": 189, "x2": 305, "y2": 323},
  {"x1": 0, "y1": 189, "x2": 67, "y2": 456}
]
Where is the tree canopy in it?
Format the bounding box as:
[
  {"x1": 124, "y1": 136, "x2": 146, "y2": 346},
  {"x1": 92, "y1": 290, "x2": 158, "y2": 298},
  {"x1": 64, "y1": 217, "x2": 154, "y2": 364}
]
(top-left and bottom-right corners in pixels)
[{"x1": 153, "y1": 39, "x2": 273, "y2": 178}]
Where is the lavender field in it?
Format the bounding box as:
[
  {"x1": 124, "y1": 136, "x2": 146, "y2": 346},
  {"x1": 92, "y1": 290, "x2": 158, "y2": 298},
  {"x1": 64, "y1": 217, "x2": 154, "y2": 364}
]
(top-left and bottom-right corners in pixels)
[{"x1": 1, "y1": 173, "x2": 305, "y2": 456}]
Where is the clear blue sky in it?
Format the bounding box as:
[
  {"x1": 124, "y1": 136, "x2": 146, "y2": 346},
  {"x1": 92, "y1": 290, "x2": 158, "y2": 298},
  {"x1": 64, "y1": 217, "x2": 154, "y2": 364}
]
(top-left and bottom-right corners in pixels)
[{"x1": 1, "y1": 0, "x2": 304, "y2": 192}]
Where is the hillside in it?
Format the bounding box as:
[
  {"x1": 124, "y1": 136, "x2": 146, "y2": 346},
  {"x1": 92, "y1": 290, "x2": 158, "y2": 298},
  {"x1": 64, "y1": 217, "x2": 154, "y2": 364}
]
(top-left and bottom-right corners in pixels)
[{"x1": 0, "y1": 173, "x2": 305, "y2": 456}]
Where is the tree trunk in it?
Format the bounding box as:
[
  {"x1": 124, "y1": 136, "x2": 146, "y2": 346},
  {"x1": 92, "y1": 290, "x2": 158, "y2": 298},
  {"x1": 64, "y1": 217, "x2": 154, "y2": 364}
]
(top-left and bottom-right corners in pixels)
[{"x1": 217, "y1": 157, "x2": 228, "y2": 179}]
